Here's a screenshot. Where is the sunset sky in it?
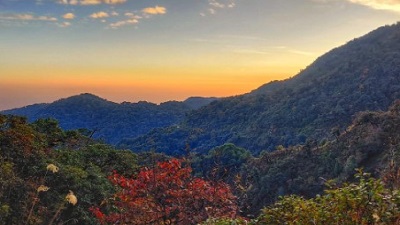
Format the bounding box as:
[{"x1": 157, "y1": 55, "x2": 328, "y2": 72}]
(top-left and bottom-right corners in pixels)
[{"x1": 1, "y1": 0, "x2": 400, "y2": 110}]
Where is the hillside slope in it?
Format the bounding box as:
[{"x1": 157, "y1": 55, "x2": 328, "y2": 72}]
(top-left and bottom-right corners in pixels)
[
  {"x1": 240, "y1": 99, "x2": 400, "y2": 214},
  {"x1": 120, "y1": 22, "x2": 400, "y2": 155}
]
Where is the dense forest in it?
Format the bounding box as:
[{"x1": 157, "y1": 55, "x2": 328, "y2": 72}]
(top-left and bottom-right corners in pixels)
[{"x1": 1, "y1": 100, "x2": 400, "y2": 224}]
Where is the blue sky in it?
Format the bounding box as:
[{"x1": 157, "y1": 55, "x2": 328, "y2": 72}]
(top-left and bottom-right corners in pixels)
[{"x1": 0, "y1": 0, "x2": 399, "y2": 110}]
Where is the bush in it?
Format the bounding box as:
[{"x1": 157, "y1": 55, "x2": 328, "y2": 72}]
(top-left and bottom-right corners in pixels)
[{"x1": 256, "y1": 170, "x2": 400, "y2": 225}]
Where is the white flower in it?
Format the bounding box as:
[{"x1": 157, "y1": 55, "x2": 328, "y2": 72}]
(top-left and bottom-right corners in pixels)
[
  {"x1": 46, "y1": 164, "x2": 59, "y2": 173},
  {"x1": 37, "y1": 185, "x2": 50, "y2": 192},
  {"x1": 65, "y1": 190, "x2": 78, "y2": 206}
]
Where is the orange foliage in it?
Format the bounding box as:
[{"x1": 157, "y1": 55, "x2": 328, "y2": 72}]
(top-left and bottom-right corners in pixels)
[{"x1": 90, "y1": 159, "x2": 238, "y2": 224}]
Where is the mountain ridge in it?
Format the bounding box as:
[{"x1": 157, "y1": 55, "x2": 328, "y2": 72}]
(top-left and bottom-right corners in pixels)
[
  {"x1": 2, "y1": 93, "x2": 219, "y2": 144},
  {"x1": 120, "y1": 22, "x2": 400, "y2": 155}
]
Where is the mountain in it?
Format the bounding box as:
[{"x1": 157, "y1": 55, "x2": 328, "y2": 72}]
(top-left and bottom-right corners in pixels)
[
  {"x1": 183, "y1": 97, "x2": 219, "y2": 110},
  {"x1": 119, "y1": 22, "x2": 400, "y2": 155},
  {"x1": 2, "y1": 93, "x2": 218, "y2": 144}
]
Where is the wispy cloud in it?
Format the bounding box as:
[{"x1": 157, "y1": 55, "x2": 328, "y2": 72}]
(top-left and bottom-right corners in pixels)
[
  {"x1": 202, "y1": 0, "x2": 236, "y2": 16},
  {"x1": 1, "y1": 2, "x2": 165, "y2": 30},
  {"x1": 142, "y1": 6, "x2": 167, "y2": 15},
  {"x1": 58, "y1": 0, "x2": 126, "y2": 5},
  {"x1": 229, "y1": 45, "x2": 316, "y2": 57},
  {"x1": 63, "y1": 13, "x2": 75, "y2": 19},
  {"x1": 347, "y1": 0, "x2": 400, "y2": 12},
  {"x1": 58, "y1": 21, "x2": 71, "y2": 27},
  {"x1": 209, "y1": 0, "x2": 236, "y2": 9},
  {"x1": 109, "y1": 5, "x2": 166, "y2": 29},
  {"x1": 90, "y1": 11, "x2": 109, "y2": 18},
  {"x1": 210, "y1": 1, "x2": 225, "y2": 8},
  {"x1": 270, "y1": 45, "x2": 316, "y2": 56},
  {"x1": 208, "y1": 8, "x2": 216, "y2": 14},
  {"x1": 109, "y1": 18, "x2": 138, "y2": 28},
  {"x1": 0, "y1": 13, "x2": 57, "y2": 21},
  {"x1": 109, "y1": 12, "x2": 141, "y2": 28}
]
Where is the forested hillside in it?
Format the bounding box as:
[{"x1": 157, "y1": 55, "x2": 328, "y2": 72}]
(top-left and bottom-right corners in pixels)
[
  {"x1": 233, "y1": 100, "x2": 400, "y2": 215},
  {"x1": 121, "y1": 22, "x2": 400, "y2": 155},
  {"x1": 2, "y1": 94, "x2": 217, "y2": 144},
  {"x1": 2, "y1": 100, "x2": 400, "y2": 224}
]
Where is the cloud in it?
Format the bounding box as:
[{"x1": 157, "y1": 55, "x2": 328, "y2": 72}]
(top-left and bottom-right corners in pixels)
[
  {"x1": 227, "y1": 2, "x2": 235, "y2": 8},
  {"x1": 142, "y1": 5, "x2": 167, "y2": 15},
  {"x1": 58, "y1": 21, "x2": 71, "y2": 27},
  {"x1": 272, "y1": 46, "x2": 316, "y2": 56},
  {"x1": 59, "y1": 0, "x2": 126, "y2": 5},
  {"x1": 109, "y1": 18, "x2": 138, "y2": 28},
  {"x1": 209, "y1": 1, "x2": 225, "y2": 8},
  {"x1": 109, "y1": 12, "x2": 141, "y2": 28},
  {"x1": 210, "y1": 0, "x2": 237, "y2": 9},
  {"x1": 109, "y1": 5, "x2": 166, "y2": 29},
  {"x1": 202, "y1": 0, "x2": 236, "y2": 16},
  {"x1": 124, "y1": 12, "x2": 135, "y2": 17},
  {"x1": 208, "y1": 8, "x2": 216, "y2": 14},
  {"x1": 103, "y1": 0, "x2": 126, "y2": 4},
  {"x1": 347, "y1": 0, "x2": 400, "y2": 12},
  {"x1": 90, "y1": 11, "x2": 109, "y2": 18},
  {"x1": 0, "y1": 13, "x2": 57, "y2": 21},
  {"x1": 63, "y1": 13, "x2": 75, "y2": 19}
]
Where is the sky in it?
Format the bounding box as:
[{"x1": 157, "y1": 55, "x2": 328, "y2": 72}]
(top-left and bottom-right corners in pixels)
[{"x1": 0, "y1": 0, "x2": 400, "y2": 110}]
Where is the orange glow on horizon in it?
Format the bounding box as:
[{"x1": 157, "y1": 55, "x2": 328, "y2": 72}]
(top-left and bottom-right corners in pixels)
[
  {"x1": 0, "y1": 68, "x2": 293, "y2": 110},
  {"x1": 1, "y1": 63, "x2": 296, "y2": 99}
]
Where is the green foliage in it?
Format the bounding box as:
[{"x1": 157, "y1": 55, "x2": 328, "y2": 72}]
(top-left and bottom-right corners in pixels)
[
  {"x1": 231, "y1": 100, "x2": 400, "y2": 216},
  {"x1": 0, "y1": 114, "x2": 139, "y2": 224},
  {"x1": 4, "y1": 86, "x2": 400, "y2": 223},
  {"x1": 192, "y1": 143, "x2": 251, "y2": 181},
  {"x1": 200, "y1": 217, "x2": 249, "y2": 225},
  {"x1": 257, "y1": 171, "x2": 400, "y2": 225}
]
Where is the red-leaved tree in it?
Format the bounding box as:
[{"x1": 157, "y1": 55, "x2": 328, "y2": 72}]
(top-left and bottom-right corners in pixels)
[{"x1": 90, "y1": 158, "x2": 238, "y2": 224}]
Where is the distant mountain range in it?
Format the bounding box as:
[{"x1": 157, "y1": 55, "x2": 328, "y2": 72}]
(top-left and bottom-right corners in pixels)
[
  {"x1": 4, "y1": 22, "x2": 400, "y2": 155},
  {"x1": 119, "y1": 22, "x2": 400, "y2": 155},
  {"x1": 2, "y1": 94, "x2": 218, "y2": 144}
]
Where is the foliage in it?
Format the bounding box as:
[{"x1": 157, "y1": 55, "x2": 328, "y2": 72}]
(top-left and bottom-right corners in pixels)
[
  {"x1": 192, "y1": 143, "x2": 251, "y2": 181},
  {"x1": 200, "y1": 217, "x2": 250, "y2": 225},
  {"x1": 228, "y1": 100, "x2": 400, "y2": 216},
  {"x1": 91, "y1": 159, "x2": 238, "y2": 225},
  {"x1": 256, "y1": 171, "x2": 400, "y2": 225},
  {"x1": 0, "y1": 114, "x2": 139, "y2": 224}
]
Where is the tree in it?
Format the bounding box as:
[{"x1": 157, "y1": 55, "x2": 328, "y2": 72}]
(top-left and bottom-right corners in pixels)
[
  {"x1": 256, "y1": 170, "x2": 400, "y2": 225},
  {"x1": 91, "y1": 158, "x2": 238, "y2": 225}
]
